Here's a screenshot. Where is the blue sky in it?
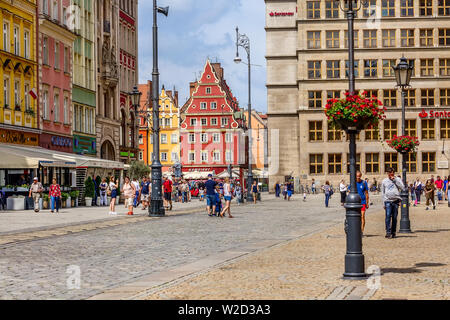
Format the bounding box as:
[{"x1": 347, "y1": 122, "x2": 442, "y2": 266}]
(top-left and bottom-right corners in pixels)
[{"x1": 138, "y1": 0, "x2": 267, "y2": 113}]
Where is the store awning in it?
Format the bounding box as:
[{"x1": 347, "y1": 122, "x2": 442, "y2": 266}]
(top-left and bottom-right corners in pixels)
[
  {"x1": 217, "y1": 170, "x2": 240, "y2": 178},
  {"x1": 0, "y1": 144, "x2": 123, "y2": 169},
  {"x1": 183, "y1": 171, "x2": 215, "y2": 180}
]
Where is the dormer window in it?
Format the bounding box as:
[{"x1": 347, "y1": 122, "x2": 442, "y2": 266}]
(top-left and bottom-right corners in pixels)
[
  {"x1": 200, "y1": 102, "x2": 207, "y2": 109},
  {"x1": 206, "y1": 87, "x2": 211, "y2": 94}
]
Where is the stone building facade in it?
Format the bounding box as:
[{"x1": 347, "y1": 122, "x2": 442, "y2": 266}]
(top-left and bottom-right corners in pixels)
[{"x1": 266, "y1": 0, "x2": 450, "y2": 190}]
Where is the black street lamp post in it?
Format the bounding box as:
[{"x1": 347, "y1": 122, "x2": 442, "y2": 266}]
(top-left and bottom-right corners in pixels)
[
  {"x1": 337, "y1": 0, "x2": 367, "y2": 279},
  {"x1": 234, "y1": 27, "x2": 254, "y2": 202},
  {"x1": 393, "y1": 57, "x2": 414, "y2": 233}
]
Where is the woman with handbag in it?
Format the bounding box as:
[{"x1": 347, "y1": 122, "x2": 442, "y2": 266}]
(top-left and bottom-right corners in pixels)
[
  {"x1": 122, "y1": 176, "x2": 136, "y2": 215},
  {"x1": 99, "y1": 178, "x2": 108, "y2": 206}
]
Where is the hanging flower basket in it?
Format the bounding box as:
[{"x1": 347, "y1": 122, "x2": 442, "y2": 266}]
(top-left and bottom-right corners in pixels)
[
  {"x1": 387, "y1": 135, "x2": 420, "y2": 154},
  {"x1": 324, "y1": 91, "x2": 386, "y2": 131}
]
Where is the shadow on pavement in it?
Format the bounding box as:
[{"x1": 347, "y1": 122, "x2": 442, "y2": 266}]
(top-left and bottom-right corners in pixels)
[
  {"x1": 382, "y1": 262, "x2": 446, "y2": 274},
  {"x1": 413, "y1": 229, "x2": 450, "y2": 233}
]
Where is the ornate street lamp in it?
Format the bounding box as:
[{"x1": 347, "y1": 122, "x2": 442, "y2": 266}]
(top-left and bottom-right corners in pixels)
[
  {"x1": 393, "y1": 56, "x2": 414, "y2": 233},
  {"x1": 234, "y1": 26, "x2": 254, "y2": 202},
  {"x1": 336, "y1": 0, "x2": 367, "y2": 280}
]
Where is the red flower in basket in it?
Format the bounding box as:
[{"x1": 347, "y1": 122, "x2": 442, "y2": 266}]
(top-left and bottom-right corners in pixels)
[{"x1": 387, "y1": 135, "x2": 420, "y2": 153}]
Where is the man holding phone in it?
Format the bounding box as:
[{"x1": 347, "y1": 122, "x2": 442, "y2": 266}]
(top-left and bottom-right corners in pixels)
[{"x1": 381, "y1": 167, "x2": 405, "y2": 239}]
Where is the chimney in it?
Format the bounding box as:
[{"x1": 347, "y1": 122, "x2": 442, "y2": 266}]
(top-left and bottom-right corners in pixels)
[
  {"x1": 175, "y1": 90, "x2": 179, "y2": 107},
  {"x1": 211, "y1": 62, "x2": 223, "y2": 79},
  {"x1": 167, "y1": 90, "x2": 173, "y2": 100},
  {"x1": 189, "y1": 82, "x2": 196, "y2": 97}
]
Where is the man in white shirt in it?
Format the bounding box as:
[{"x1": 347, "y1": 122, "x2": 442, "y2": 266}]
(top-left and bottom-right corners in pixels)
[{"x1": 132, "y1": 177, "x2": 140, "y2": 208}]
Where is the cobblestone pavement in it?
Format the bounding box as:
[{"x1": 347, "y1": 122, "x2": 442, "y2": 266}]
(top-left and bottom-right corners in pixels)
[
  {"x1": 0, "y1": 193, "x2": 372, "y2": 300},
  {"x1": 144, "y1": 200, "x2": 450, "y2": 300}
]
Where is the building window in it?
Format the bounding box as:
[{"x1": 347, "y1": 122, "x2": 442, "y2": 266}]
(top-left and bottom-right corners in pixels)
[
  {"x1": 190, "y1": 118, "x2": 197, "y2": 126},
  {"x1": 327, "y1": 123, "x2": 341, "y2": 141},
  {"x1": 211, "y1": 118, "x2": 218, "y2": 126},
  {"x1": 200, "y1": 102, "x2": 207, "y2": 110},
  {"x1": 225, "y1": 151, "x2": 232, "y2": 162},
  {"x1": 326, "y1": 31, "x2": 340, "y2": 48},
  {"x1": 422, "y1": 119, "x2": 435, "y2": 139},
  {"x1": 171, "y1": 152, "x2": 179, "y2": 162},
  {"x1": 171, "y1": 134, "x2": 178, "y2": 144},
  {"x1": 211, "y1": 102, "x2": 217, "y2": 109},
  {"x1": 307, "y1": 31, "x2": 321, "y2": 49},
  {"x1": 438, "y1": 0, "x2": 450, "y2": 15},
  {"x1": 188, "y1": 151, "x2": 195, "y2": 162},
  {"x1": 325, "y1": 1, "x2": 339, "y2": 18},
  {"x1": 326, "y1": 60, "x2": 340, "y2": 79},
  {"x1": 402, "y1": 153, "x2": 416, "y2": 173},
  {"x1": 213, "y1": 151, "x2": 220, "y2": 162},
  {"x1": 366, "y1": 90, "x2": 378, "y2": 99},
  {"x1": 221, "y1": 117, "x2": 228, "y2": 127},
  {"x1": 440, "y1": 119, "x2": 450, "y2": 139},
  {"x1": 161, "y1": 152, "x2": 167, "y2": 162},
  {"x1": 347, "y1": 153, "x2": 361, "y2": 173},
  {"x1": 384, "y1": 120, "x2": 398, "y2": 140},
  {"x1": 400, "y1": 29, "x2": 415, "y2": 47},
  {"x1": 309, "y1": 154, "x2": 323, "y2": 174},
  {"x1": 382, "y1": 59, "x2": 396, "y2": 77},
  {"x1": 405, "y1": 89, "x2": 416, "y2": 107},
  {"x1": 308, "y1": 61, "x2": 321, "y2": 79},
  {"x1": 3, "y1": 22, "x2": 9, "y2": 52},
  {"x1": 420, "y1": 59, "x2": 434, "y2": 77},
  {"x1": 420, "y1": 29, "x2": 434, "y2": 47},
  {"x1": 400, "y1": 0, "x2": 414, "y2": 16},
  {"x1": 24, "y1": 30, "x2": 30, "y2": 59},
  {"x1": 309, "y1": 121, "x2": 323, "y2": 141},
  {"x1": 64, "y1": 47, "x2": 69, "y2": 72},
  {"x1": 382, "y1": 0, "x2": 395, "y2": 17},
  {"x1": 383, "y1": 90, "x2": 397, "y2": 107},
  {"x1": 308, "y1": 91, "x2": 322, "y2": 108},
  {"x1": 365, "y1": 153, "x2": 379, "y2": 173},
  {"x1": 365, "y1": 125, "x2": 379, "y2": 141},
  {"x1": 201, "y1": 118, "x2": 207, "y2": 126},
  {"x1": 439, "y1": 58, "x2": 450, "y2": 76},
  {"x1": 420, "y1": 0, "x2": 433, "y2": 16},
  {"x1": 345, "y1": 60, "x2": 359, "y2": 78},
  {"x1": 43, "y1": 37, "x2": 48, "y2": 65},
  {"x1": 363, "y1": 0, "x2": 377, "y2": 17},
  {"x1": 13, "y1": 26, "x2": 19, "y2": 56},
  {"x1": 54, "y1": 42, "x2": 60, "y2": 69},
  {"x1": 43, "y1": 90, "x2": 48, "y2": 120},
  {"x1": 327, "y1": 91, "x2": 340, "y2": 100},
  {"x1": 225, "y1": 132, "x2": 232, "y2": 143},
  {"x1": 54, "y1": 93, "x2": 59, "y2": 122},
  {"x1": 363, "y1": 30, "x2": 377, "y2": 48},
  {"x1": 405, "y1": 120, "x2": 417, "y2": 137},
  {"x1": 14, "y1": 80, "x2": 20, "y2": 108},
  {"x1": 161, "y1": 134, "x2": 167, "y2": 144},
  {"x1": 164, "y1": 118, "x2": 170, "y2": 127},
  {"x1": 421, "y1": 89, "x2": 435, "y2": 106},
  {"x1": 188, "y1": 133, "x2": 195, "y2": 143},
  {"x1": 200, "y1": 133, "x2": 208, "y2": 143},
  {"x1": 53, "y1": 0, "x2": 59, "y2": 20},
  {"x1": 327, "y1": 154, "x2": 342, "y2": 174},
  {"x1": 382, "y1": 30, "x2": 396, "y2": 47},
  {"x1": 422, "y1": 152, "x2": 436, "y2": 172},
  {"x1": 213, "y1": 133, "x2": 220, "y2": 143},
  {"x1": 201, "y1": 151, "x2": 208, "y2": 162},
  {"x1": 344, "y1": 30, "x2": 359, "y2": 48},
  {"x1": 438, "y1": 29, "x2": 450, "y2": 46},
  {"x1": 384, "y1": 153, "x2": 398, "y2": 173},
  {"x1": 24, "y1": 84, "x2": 30, "y2": 109},
  {"x1": 307, "y1": 1, "x2": 321, "y2": 19},
  {"x1": 206, "y1": 87, "x2": 211, "y2": 94},
  {"x1": 364, "y1": 60, "x2": 378, "y2": 78}
]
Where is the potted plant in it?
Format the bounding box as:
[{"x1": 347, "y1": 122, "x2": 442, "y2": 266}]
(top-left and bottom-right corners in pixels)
[
  {"x1": 7, "y1": 195, "x2": 25, "y2": 210},
  {"x1": 61, "y1": 192, "x2": 68, "y2": 208},
  {"x1": 70, "y1": 191, "x2": 78, "y2": 207},
  {"x1": 3, "y1": 185, "x2": 15, "y2": 192},
  {"x1": 25, "y1": 108, "x2": 35, "y2": 117},
  {"x1": 66, "y1": 192, "x2": 71, "y2": 208},
  {"x1": 84, "y1": 177, "x2": 95, "y2": 206},
  {"x1": 17, "y1": 184, "x2": 29, "y2": 192},
  {"x1": 324, "y1": 91, "x2": 386, "y2": 131},
  {"x1": 43, "y1": 193, "x2": 49, "y2": 209},
  {"x1": 387, "y1": 135, "x2": 420, "y2": 154}
]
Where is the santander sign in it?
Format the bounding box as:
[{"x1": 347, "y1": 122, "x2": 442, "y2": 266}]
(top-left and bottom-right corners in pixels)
[{"x1": 419, "y1": 109, "x2": 450, "y2": 119}]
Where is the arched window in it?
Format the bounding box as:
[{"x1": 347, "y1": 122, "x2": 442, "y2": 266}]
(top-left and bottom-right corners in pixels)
[{"x1": 101, "y1": 140, "x2": 115, "y2": 160}]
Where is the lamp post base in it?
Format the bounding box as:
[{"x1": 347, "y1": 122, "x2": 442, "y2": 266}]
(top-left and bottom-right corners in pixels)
[
  {"x1": 399, "y1": 191, "x2": 412, "y2": 233},
  {"x1": 149, "y1": 199, "x2": 165, "y2": 217}
]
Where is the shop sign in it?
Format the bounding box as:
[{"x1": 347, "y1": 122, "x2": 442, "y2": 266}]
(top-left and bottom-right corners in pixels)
[
  {"x1": 0, "y1": 129, "x2": 38, "y2": 146},
  {"x1": 269, "y1": 11, "x2": 295, "y2": 16},
  {"x1": 51, "y1": 136, "x2": 72, "y2": 147},
  {"x1": 73, "y1": 135, "x2": 96, "y2": 155},
  {"x1": 419, "y1": 109, "x2": 450, "y2": 119},
  {"x1": 120, "y1": 151, "x2": 135, "y2": 157}
]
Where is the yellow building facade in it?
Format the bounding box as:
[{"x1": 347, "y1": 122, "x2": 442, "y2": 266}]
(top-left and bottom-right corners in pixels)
[
  {"x1": 148, "y1": 86, "x2": 180, "y2": 171},
  {"x1": 0, "y1": 0, "x2": 38, "y2": 137}
]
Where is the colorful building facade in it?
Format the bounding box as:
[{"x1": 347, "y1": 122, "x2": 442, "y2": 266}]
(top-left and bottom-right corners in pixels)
[
  {"x1": 180, "y1": 60, "x2": 246, "y2": 176},
  {"x1": 72, "y1": 0, "x2": 96, "y2": 156},
  {"x1": 0, "y1": 0, "x2": 39, "y2": 145},
  {"x1": 38, "y1": 0, "x2": 76, "y2": 154},
  {"x1": 138, "y1": 80, "x2": 152, "y2": 165}
]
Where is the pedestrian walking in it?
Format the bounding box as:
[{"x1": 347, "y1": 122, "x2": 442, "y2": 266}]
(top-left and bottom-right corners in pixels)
[
  {"x1": 140, "y1": 176, "x2": 150, "y2": 210},
  {"x1": 220, "y1": 177, "x2": 234, "y2": 218},
  {"x1": 92, "y1": 175, "x2": 98, "y2": 206},
  {"x1": 444, "y1": 176, "x2": 448, "y2": 201},
  {"x1": 251, "y1": 180, "x2": 259, "y2": 204},
  {"x1": 435, "y1": 176, "x2": 444, "y2": 204},
  {"x1": 339, "y1": 179, "x2": 347, "y2": 206},
  {"x1": 205, "y1": 174, "x2": 217, "y2": 216},
  {"x1": 282, "y1": 184, "x2": 287, "y2": 200},
  {"x1": 322, "y1": 181, "x2": 332, "y2": 208},
  {"x1": 99, "y1": 178, "x2": 108, "y2": 206},
  {"x1": 424, "y1": 179, "x2": 436, "y2": 210},
  {"x1": 28, "y1": 177, "x2": 43, "y2": 213},
  {"x1": 108, "y1": 176, "x2": 118, "y2": 215},
  {"x1": 303, "y1": 190, "x2": 307, "y2": 202},
  {"x1": 356, "y1": 171, "x2": 369, "y2": 233},
  {"x1": 49, "y1": 178, "x2": 61, "y2": 213},
  {"x1": 413, "y1": 178, "x2": 422, "y2": 205},
  {"x1": 275, "y1": 182, "x2": 281, "y2": 198},
  {"x1": 409, "y1": 183, "x2": 416, "y2": 206},
  {"x1": 311, "y1": 179, "x2": 316, "y2": 194},
  {"x1": 214, "y1": 185, "x2": 222, "y2": 216},
  {"x1": 235, "y1": 183, "x2": 242, "y2": 205},
  {"x1": 122, "y1": 176, "x2": 136, "y2": 215},
  {"x1": 162, "y1": 176, "x2": 173, "y2": 211},
  {"x1": 0, "y1": 189, "x2": 6, "y2": 210},
  {"x1": 286, "y1": 181, "x2": 293, "y2": 201},
  {"x1": 132, "y1": 177, "x2": 140, "y2": 208},
  {"x1": 446, "y1": 179, "x2": 450, "y2": 207},
  {"x1": 381, "y1": 168, "x2": 404, "y2": 239}
]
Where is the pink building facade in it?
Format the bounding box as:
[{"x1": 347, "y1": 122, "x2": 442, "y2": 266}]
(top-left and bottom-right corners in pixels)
[
  {"x1": 180, "y1": 60, "x2": 246, "y2": 176},
  {"x1": 38, "y1": 0, "x2": 76, "y2": 153}
]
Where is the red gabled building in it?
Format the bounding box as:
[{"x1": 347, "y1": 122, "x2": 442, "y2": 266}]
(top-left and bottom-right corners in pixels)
[{"x1": 180, "y1": 60, "x2": 247, "y2": 177}]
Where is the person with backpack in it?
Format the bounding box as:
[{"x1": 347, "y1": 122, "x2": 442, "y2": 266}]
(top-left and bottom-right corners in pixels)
[{"x1": 381, "y1": 168, "x2": 405, "y2": 238}]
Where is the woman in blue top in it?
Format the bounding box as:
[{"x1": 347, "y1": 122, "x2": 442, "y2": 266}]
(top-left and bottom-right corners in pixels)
[{"x1": 252, "y1": 181, "x2": 259, "y2": 204}]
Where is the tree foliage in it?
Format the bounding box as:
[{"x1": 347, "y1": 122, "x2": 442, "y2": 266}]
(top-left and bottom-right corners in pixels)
[{"x1": 129, "y1": 161, "x2": 150, "y2": 180}]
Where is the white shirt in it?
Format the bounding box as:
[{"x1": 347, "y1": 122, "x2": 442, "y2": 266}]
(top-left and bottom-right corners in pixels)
[
  {"x1": 223, "y1": 183, "x2": 231, "y2": 197},
  {"x1": 132, "y1": 181, "x2": 140, "y2": 192},
  {"x1": 339, "y1": 183, "x2": 347, "y2": 192}
]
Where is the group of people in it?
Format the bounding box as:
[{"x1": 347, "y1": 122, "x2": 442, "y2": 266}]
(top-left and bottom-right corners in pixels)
[
  {"x1": 410, "y1": 175, "x2": 450, "y2": 210},
  {"x1": 274, "y1": 181, "x2": 294, "y2": 201}
]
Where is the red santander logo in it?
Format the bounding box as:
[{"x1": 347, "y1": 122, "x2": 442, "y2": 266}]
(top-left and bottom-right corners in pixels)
[
  {"x1": 418, "y1": 109, "x2": 450, "y2": 118},
  {"x1": 269, "y1": 11, "x2": 294, "y2": 17},
  {"x1": 419, "y1": 109, "x2": 428, "y2": 118}
]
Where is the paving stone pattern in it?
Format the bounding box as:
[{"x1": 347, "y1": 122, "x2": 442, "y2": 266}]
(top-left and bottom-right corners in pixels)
[{"x1": 0, "y1": 193, "x2": 369, "y2": 300}]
